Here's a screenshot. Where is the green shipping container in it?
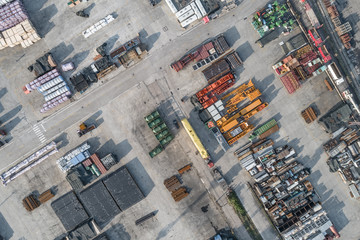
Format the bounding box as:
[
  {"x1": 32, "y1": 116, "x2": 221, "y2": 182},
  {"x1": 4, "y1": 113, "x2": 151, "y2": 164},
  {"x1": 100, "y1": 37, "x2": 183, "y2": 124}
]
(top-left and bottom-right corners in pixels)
[
  {"x1": 249, "y1": 119, "x2": 277, "y2": 141},
  {"x1": 148, "y1": 118, "x2": 163, "y2": 129},
  {"x1": 156, "y1": 130, "x2": 169, "y2": 141},
  {"x1": 149, "y1": 145, "x2": 164, "y2": 158},
  {"x1": 91, "y1": 164, "x2": 101, "y2": 176},
  {"x1": 160, "y1": 134, "x2": 174, "y2": 146},
  {"x1": 145, "y1": 111, "x2": 160, "y2": 123},
  {"x1": 153, "y1": 123, "x2": 167, "y2": 134}
]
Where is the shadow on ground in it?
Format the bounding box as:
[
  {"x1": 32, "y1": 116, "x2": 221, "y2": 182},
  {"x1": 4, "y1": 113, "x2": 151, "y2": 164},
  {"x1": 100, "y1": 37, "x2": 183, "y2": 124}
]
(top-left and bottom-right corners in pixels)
[
  {"x1": 105, "y1": 223, "x2": 131, "y2": 240},
  {"x1": 126, "y1": 157, "x2": 154, "y2": 197},
  {"x1": 0, "y1": 212, "x2": 13, "y2": 240}
]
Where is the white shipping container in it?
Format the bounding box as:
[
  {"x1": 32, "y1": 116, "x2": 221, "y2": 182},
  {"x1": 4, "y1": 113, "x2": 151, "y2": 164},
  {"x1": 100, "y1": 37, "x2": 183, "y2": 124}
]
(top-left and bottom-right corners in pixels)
[
  {"x1": 180, "y1": 14, "x2": 198, "y2": 28},
  {"x1": 195, "y1": 0, "x2": 207, "y2": 17},
  {"x1": 190, "y1": 2, "x2": 202, "y2": 19},
  {"x1": 175, "y1": 5, "x2": 192, "y2": 18},
  {"x1": 165, "y1": 0, "x2": 178, "y2": 14},
  {"x1": 177, "y1": 9, "x2": 195, "y2": 23}
]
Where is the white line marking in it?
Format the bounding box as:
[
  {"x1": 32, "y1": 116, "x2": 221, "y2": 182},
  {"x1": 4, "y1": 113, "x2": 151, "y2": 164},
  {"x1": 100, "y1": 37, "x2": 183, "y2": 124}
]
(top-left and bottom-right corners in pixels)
[
  {"x1": 200, "y1": 178, "x2": 205, "y2": 184},
  {"x1": 40, "y1": 124, "x2": 46, "y2": 132}
]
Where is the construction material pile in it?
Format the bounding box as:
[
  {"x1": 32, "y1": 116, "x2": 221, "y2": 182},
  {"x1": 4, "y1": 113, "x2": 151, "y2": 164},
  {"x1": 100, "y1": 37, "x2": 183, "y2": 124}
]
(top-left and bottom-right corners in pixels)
[
  {"x1": 203, "y1": 79, "x2": 267, "y2": 145},
  {"x1": 0, "y1": 0, "x2": 40, "y2": 49},
  {"x1": 145, "y1": 110, "x2": 174, "y2": 158},
  {"x1": 57, "y1": 142, "x2": 91, "y2": 172},
  {"x1": 66, "y1": 153, "x2": 117, "y2": 190},
  {"x1": 273, "y1": 44, "x2": 326, "y2": 94},
  {"x1": 235, "y1": 139, "x2": 340, "y2": 239},
  {"x1": 322, "y1": 0, "x2": 352, "y2": 49},
  {"x1": 196, "y1": 73, "x2": 235, "y2": 109},
  {"x1": 23, "y1": 53, "x2": 72, "y2": 113},
  {"x1": 82, "y1": 14, "x2": 115, "y2": 38},
  {"x1": 171, "y1": 34, "x2": 230, "y2": 72},
  {"x1": 301, "y1": 106, "x2": 317, "y2": 124},
  {"x1": 251, "y1": 1, "x2": 295, "y2": 37},
  {"x1": 324, "y1": 128, "x2": 360, "y2": 199},
  {"x1": 25, "y1": 68, "x2": 71, "y2": 113},
  {"x1": 164, "y1": 175, "x2": 189, "y2": 202},
  {"x1": 249, "y1": 118, "x2": 279, "y2": 141},
  {"x1": 0, "y1": 141, "x2": 58, "y2": 186},
  {"x1": 23, "y1": 189, "x2": 55, "y2": 212}
]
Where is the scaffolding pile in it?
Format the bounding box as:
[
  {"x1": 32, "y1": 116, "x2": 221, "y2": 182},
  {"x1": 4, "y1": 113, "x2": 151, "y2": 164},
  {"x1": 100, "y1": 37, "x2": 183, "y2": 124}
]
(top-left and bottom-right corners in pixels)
[
  {"x1": 235, "y1": 139, "x2": 340, "y2": 238},
  {"x1": 273, "y1": 44, "x2": 326, "y2": 93},
  {"x1": 251, "y1": 0, "x2": 295, "y2": 37}
]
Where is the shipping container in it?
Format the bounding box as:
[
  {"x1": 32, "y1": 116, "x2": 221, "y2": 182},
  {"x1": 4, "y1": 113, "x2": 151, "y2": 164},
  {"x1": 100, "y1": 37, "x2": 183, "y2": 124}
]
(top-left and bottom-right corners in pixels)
[
  {"x1": 259, "y1": 124, "x2": 279, "y2": 139},
  {"x1": 249, "y1": 119, "x2": 277, "y2": 141},
  {"x1": 90, "y1": 153, "x2": 107, "y2": 174}
]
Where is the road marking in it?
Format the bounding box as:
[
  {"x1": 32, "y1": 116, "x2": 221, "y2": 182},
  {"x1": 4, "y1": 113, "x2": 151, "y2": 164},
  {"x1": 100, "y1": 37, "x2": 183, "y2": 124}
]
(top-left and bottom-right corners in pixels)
[
  {"x1": 33, "y1": 124, "x2": 46, "y2": 143},
  {"x1": 200, "y1": 178, "x2": 205, "y2": 184}
]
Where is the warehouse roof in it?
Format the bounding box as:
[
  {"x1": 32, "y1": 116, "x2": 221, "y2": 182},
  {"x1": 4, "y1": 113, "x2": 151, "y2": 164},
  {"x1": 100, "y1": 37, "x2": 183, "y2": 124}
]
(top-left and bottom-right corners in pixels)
[
  {"x1": 51, "y1": 191, "x2": 89, "y2": 231},
  {"x1": 103, "y1": 166, "x2": 144, "y2": 211},
  {"x1": 319, "y1": 102, "x2": 352, "y2": 133},
  {"x1": 68, "y1": 221, "x2": 96, "y2": 240},
  {"x1": 79, "y1": 181, "x2": 120, "y2": 227}
]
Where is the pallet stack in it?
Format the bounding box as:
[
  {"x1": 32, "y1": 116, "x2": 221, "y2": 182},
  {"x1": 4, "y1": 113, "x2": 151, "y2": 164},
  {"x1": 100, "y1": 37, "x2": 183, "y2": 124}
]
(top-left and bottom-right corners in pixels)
[
  {"x1": 301, "y1": 106, "x2": 317, "y2": 124},
  {"x1": 22, "y1": 194, "x2": 40, "y2": 211},
  {"x1": 38, "y1": 189, "x2": 55, "y2": 203},
  {"x1": 164, "y1": 176, "x2": 189, "y2": 202},
  {"x1": 0, "y1": 1, "x2": 40, "y2": 50},
  {"x1": 171, "y1": 187, "x2": 189, "y2": 202}
]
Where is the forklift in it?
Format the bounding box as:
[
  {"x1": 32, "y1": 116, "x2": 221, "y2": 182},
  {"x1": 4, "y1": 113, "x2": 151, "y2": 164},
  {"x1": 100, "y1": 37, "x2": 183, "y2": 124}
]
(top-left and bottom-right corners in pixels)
[{"x1": 77, "y1": 122, "x2": 96, "y2": 137}]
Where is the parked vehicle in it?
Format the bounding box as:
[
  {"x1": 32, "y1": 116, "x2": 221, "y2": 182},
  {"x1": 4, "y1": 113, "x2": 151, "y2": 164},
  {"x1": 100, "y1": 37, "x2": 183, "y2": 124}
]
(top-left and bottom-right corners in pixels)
[
  {"x1": 173, "y1": 119, "x2": 180, "y2": 129},
  {"x1": 77, "y1": 123, "x2": 96, "y2": 137}
]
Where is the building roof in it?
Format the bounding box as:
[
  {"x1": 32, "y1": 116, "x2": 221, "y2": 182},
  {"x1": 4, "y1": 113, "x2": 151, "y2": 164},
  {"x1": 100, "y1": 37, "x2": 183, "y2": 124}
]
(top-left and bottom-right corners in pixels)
[
  {"x1": 79, "y1": 181, "x2": 120, "y2": 227},
  {"x1": 68, "y1": 221, "x2": 96, "y2": 240},
  {"x1": 51, "y1": 191, "x2": 89, "y2": 231},
  {"x1": 103, "y1": 166, "x2": 144, "y2": 211},
  {"x1": 319, "y1": 102, "x2": 352, "y2": 133}
]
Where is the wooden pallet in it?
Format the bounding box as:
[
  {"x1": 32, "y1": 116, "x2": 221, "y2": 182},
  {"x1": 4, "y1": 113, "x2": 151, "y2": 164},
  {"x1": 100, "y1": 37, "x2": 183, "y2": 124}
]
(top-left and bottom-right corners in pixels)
[
  {"x1": 39, "y1": 189, "x2": 55, "y2": 204},
  {"x1": 96, "y1": 65, "x2": 117, "y2": 79},
  {"x1": 171, "y1": 187, "x2": 189, "y2": 202},
  {"x1": 164, "y1": 176, "x2": 181, "y2": 192},
  {"x1": 23, "y1": 195, "x2": 40, "y2": 212},
  {"x1": 301, "y1": 107, "x2": 317, "y2": 124}
]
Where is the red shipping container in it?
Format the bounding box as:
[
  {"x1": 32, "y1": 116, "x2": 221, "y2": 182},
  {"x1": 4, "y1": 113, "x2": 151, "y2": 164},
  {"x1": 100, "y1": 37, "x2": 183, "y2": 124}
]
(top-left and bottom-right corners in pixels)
[
  {"x1": 90, "y1": 153, "x2": 107, "y2": 174},
  {"x1": 82, "y1": 158, "x2": 92, "y2": 168}
]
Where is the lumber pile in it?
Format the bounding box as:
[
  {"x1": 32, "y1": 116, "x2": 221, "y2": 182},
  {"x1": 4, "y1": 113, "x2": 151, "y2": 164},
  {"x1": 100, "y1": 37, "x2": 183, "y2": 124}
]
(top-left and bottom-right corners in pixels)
[
  {"x1": 23, "y1": 194, "x2": 40, "y2": 212},
  {"x1": 301, "y1": 107, "x2": 317, "y2": 124},
  {"x1": 163, "y1": 175, "x2": 189, "y2": 202},
  {"x1": 171, "y1": 187, "x2": 189, "y2": 202},
  {"x1": 39, "y1": 189, "x2": 55, "y2": 203}
]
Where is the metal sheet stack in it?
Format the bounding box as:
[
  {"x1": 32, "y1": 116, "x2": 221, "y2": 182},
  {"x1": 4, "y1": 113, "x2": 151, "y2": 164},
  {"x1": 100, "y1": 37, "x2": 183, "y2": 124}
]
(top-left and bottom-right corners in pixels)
[
  {"x1": 82, "y1": 14, "x2": 114, "y2": 38},
  {"x1": 25, "y1": 69, "x2": 60, "y2": 92},
  {"x1": 57, "y1": 143, "x2": 91, "y2": 172},
  {"x1": 0, "y1": 1, "x2": 40, "y2": 49},
  {"x1": 0, "y1": 141, "x2": 58, "y2": 186},
  {"x1": 24, "y1": 69, "x2": 72, "y2": 113}
]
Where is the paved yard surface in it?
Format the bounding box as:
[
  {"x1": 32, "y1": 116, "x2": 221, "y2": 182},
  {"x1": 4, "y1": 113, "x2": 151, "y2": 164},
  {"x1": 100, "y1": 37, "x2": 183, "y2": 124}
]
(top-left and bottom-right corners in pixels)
[{"x1": 1, "y1": 0, "x2": 360, "y2": 239}]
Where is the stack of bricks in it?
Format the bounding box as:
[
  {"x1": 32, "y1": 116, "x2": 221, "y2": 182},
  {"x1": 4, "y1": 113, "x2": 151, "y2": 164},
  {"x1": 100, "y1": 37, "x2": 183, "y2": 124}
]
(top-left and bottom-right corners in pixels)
[{"x1": 0, "y1": 0, "x2": 40, "y2": 50}]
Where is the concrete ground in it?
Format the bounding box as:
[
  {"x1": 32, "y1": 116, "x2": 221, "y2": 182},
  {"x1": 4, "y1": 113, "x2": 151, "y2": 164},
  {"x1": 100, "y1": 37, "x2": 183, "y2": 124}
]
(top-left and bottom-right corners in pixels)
[
  {"x1": 0, "y1": 83, "x2": 231, "y2": 240},
  {"x1": 1, "y1": 0, "x2": 360, "y2": 239}
]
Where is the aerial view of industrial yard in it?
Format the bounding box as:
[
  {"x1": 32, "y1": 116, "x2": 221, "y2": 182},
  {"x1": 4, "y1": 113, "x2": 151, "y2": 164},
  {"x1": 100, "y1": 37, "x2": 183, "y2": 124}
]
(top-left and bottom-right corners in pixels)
[{"x1": 1, "y1": 0, "x2": 360, "y2": 239}]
